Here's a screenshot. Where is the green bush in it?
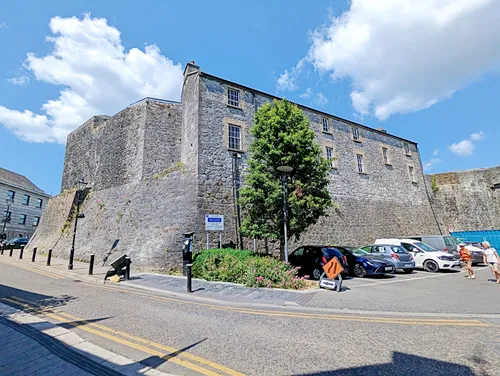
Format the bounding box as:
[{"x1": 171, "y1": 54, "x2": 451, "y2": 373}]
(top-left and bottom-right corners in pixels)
[{"x1": 192, "y1": 248, "x2": 307, "y2": 289}]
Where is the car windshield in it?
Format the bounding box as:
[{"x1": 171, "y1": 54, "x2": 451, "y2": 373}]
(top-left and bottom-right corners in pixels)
[
  {"x1": 414, "y1": 242, "x2": 438, "y2": 252},
  {"x1": 352, "y1": 248, "x2": 370, "y2": 256},
  {"x1": 444, "y1": 236, "x2": 457, "y2": 246}
]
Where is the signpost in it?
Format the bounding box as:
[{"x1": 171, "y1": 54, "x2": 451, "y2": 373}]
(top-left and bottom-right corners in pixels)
[
  {"x1": 205, "y1": 214, "x2": 224, "y2": 249},
  {"x1": 320, "y1": 257, "x2": 344, "y2": 292}
]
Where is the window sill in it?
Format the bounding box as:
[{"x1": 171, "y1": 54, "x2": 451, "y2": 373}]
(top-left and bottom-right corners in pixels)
[
  {"x1": 353, "y1": 139, "x2": 362, "y2": 143},
  {"x1": 405, "y1": 154, "x2": 412, "y2": 157},
  {"x1": 227, "y1": 148, "x2": 244, "y2": 153},
  {"x1": 322, "y1": 131, "x2": 333, "y2": 135},
  {"x1": 358, "y1": 172, "x2": 368, "y2": 175},
  {"x1": 384, "y1": 163, "x2": 392, "y2": 166},
  {"x1": 226, "y1": 104, "x2": 242, "y2": 110},
  {"x1": 411, "y1": 181, "x2": 418, "y2": 185}
]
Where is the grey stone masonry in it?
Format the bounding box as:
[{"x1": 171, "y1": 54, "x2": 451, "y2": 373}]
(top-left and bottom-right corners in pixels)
[{"x1": 29, "y1": 61, "x2": 444, "y2": 271}]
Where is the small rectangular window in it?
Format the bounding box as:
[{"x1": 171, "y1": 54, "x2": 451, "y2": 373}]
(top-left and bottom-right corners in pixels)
[
  {"x1": 7, "y1": 190, "x2": 15, "y2": 201},
  {"x1": 352, "y1": 127, "x2": 360, "y2": 141},
  {"x1": 228, "y1": 124, "x2": 242, "y2": 150},
  {"x1": 23, "y1": 195, "x2": 30, "y2": 205},
  {"x1": 325, "y1": 147, "x2": 334, "y2": 167},
  {"x1": 19, "y1": 214, "x2": 27, "y2": 225},
  {"x1": 382, "y1": 147, "x2": 389, "y2": 164},
  {"x1": 3, "y1": 211, "x2": 11, "y2": 219},
  {"x1": 322, "y1": 118, "x2": 329, "y2": 133},
  {"x1": 356, "y1": 154, "x2": 365, "y2": 173},
  {"x1": 33, "y1": 217, "x2": 40, "y2": 226},
  {"x1": 227, "y1": 88, "x2": 240, "y2": 107},
  {"x1": 409, "y1": 166, "x2": 416, "y2": 182},
  {"x1": 36, "y1": 198, "x2": 43, "y2": 209},
  {"x1": 403, "y1": 142, "x2": 411, "y2": 155}
]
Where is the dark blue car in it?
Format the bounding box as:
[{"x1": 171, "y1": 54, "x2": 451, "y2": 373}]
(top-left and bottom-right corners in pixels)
[{"x1": 336, "y1": 246, "x2": 395, "y2": 278}]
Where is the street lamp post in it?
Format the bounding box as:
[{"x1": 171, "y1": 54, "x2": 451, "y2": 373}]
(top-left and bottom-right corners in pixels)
[
  {"x1": 1, "y1": 198, "x2": 13, "y2": 240},
  {"x1": 68, "y1": 178, "x2": 87, "y2": 270},
  {"x1": 277, "y1": 165, "x2": 293, "y2": 263}
]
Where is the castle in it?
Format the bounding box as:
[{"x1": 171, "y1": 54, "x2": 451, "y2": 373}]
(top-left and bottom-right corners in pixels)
[{"x1": 28, "y1": 62, "x2": 499, "y2": 271}]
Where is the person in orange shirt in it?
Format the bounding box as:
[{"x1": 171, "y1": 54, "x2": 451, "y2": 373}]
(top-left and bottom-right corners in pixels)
[{"x1": 459, "y1": 243, "x2": 475, "y2": 279}]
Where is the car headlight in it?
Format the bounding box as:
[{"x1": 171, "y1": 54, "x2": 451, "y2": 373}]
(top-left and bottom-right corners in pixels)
[
  {"x1": 438, "y1": 256, "x2": 453, "y2": 261},
  {"x1": 365, "y1": 261, "x2": 379, "y2": 267}
]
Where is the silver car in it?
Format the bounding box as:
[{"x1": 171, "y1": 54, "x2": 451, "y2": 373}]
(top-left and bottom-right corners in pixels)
[{"x1": 360, "y1": 244, "x2": 416, "y2": 273}]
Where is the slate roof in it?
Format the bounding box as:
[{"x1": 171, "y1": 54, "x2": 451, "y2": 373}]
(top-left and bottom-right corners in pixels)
[{"x1": 0, "y1": 167, "x2": 49, "y2": 196}]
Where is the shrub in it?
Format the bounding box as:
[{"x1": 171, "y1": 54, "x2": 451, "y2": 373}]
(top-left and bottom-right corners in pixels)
[{"x1": 192, "y1": 248, "x2": 307, "y2": 289}]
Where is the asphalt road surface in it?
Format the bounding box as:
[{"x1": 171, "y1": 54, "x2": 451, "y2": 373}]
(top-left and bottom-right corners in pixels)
[{"x1": 0, "y1": 261, "x2": 499, "y2": 376}]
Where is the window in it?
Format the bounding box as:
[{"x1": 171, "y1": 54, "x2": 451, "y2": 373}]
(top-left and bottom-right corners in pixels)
[
  {"x1": 382, "y1": 147, "x2": 390, "y2": 164},
  {"x1": 322, "y1": 118, "x2": 330, "y2": 133},
  {"x1": 33, "y1": 217, "x2": 40, "y2": 226},
  {"x1": 227, "y1": 88, "x2": 240, "y2": 107},
  {"x1": 403, "y1": 142, "x2": 411, "y2": 155},
  {"x1": 36, "y1": 198, "x2": 43, "y2": 209},
  {"x1": 352, "y1": 127, "x2": 360, "y2": 141},
  {"x1": 325, "y1": 147, "x2": 334, "y2": 166},
  {"x1": 19, "y1": 214, "x2": 27, "y2": 225},
  {"x1": 7, "y1": 190, "x2": 15, "y2": 201},
  {"x1": 3, "y1": 211, "x2": 11, "y2": 219},
  {"x1": 356, "y1": 153, "x2": 365, "y2": 173},
  {"x1": 228, "y1": 124, "x2": 242, "y2": 150},
  {"x1": 408, "y1": 166, "x2": 416, "y2": 182},
  {"x1": 23, "y1": 194, "x2": 30, "y2": 206}
]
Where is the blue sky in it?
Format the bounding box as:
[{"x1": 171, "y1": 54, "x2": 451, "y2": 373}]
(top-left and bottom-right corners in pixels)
[{"x1": 1, "y1": 0, "x2": 499, "y2": 195}]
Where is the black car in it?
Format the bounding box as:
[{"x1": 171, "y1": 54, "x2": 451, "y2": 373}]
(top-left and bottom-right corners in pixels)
[
  {"x1": 336, "y1": 246, "x2": 395, "y2": 277},
  {"x1": 5, "y1": 238, "x2": 28, "y2": 248},
  {"x1": 289, "y1": 246, "x2": 349, "y2": 280}
]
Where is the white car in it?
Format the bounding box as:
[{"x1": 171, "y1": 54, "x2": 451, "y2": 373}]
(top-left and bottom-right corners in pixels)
[{"x1": 375, "y1": 238, "x2": 461, "y2": 272}]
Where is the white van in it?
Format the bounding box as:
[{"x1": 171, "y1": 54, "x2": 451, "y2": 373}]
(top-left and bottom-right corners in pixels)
[{"x1": 375, "y1": 239, "x2": 460, "y2": 272}]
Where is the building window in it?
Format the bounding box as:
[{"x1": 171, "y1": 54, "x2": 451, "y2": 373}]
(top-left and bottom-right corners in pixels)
[
  {"x1": 228, "y1": 124, "x2": 242, "y2": 150},
  {"x1": 352, "y1": 127, "x2": 360, "y2": 142},
  {"x1": 36, "y1": 198, "x2": 43, "y2": 209},
  {"x1": 408, "y1": 166, "x2": 416, "y2": 182},
  {"x1": 356, "y1": 154, "x2": 365, "y2": 173},
  {"x1": 3, "y1": 211, "x2": 11, "y2": 219},
  {"x1": 7, "y1": 190, "x2": 15, "y2": 201},
  {"x1": 23, "y1": 194, "x2": 30, "y2": 206},
  {"x1": 403, "y1": 142, "x2": 411, "y2": 155},
  {"x1": 322, "y1": 118, "x2": 330, "y2": 133},
  {"x1": 382, "y1": 147, "x2": 390, "y2": 164},
  {"x1": 33, "y1": 217, "x2": 40, "y2": 226},
  {"x1": 19, "y1": 214, "x2": 27, "y2": 225},
  {"x1": 325, "y1": 147, "x2": 334, "y2": 166},
  {"x1": 227, "y1": 88, "x2": 240, "y2": 107}
]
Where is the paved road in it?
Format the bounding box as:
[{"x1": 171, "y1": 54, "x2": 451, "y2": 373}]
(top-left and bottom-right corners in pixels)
[{"x1": 0, "y1": 261, "x2": 499, "y2": 375}]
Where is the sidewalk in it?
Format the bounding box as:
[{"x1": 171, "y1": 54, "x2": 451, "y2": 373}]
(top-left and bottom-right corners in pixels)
[{"x1": 0, "y1": 302, "x2": 174, "y2": 376}]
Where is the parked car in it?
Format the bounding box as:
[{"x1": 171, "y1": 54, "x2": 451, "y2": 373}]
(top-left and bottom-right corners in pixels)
[
  {"x1": 404, "y1": 235, "x2": 458, "y2": 254},
  {"x1": 336, "y1": 246, "x2": 395, "y2": 277},
  {"x1": 289, "y1": 246, "x2": 349, "y2": 280},
  {"x1": 375, "y1": 238, "x2": 460, "y2": 272},
  {"x1": 359, "y1": 244, "x2": 415, "y2": 273},
  {"x1": 5, "y1": 238, "x2": 28, "y2": 248},
  {"x1": 463, "y1": 243, "x2": 484, "y2": 265}
]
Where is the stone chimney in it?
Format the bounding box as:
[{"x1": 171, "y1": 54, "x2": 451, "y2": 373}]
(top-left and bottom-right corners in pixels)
[{"x1": 184, "y1": 60, "x2": 200, "y2": 79}]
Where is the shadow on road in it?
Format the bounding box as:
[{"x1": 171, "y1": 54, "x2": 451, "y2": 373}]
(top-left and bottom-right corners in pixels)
[
  {"x1": 141, "y1": 338, "x2": 208, "y2": 369},
  {"x1": 0, "y1": 284, "x2": 77, "y2": 309},
  {"x1": 294, "y1": 351, "x2": 476, "y2": 376}
]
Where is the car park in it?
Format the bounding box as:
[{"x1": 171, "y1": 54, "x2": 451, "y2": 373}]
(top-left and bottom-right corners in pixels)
[
  {"x1": 289, "y1": 246, "x2": 349, "y2": 280},
  {"x1": 336, "y1": 246, "x2": 395, "y2": 278},
  {"x1": 404, "y1": 235, "x2": 458, "y2": 254},
  {"x1": 375, "y1": 238, "x2": 460, "y2": 272},
  {"x1": 359, "y1": 244, "x2": 415, "y2": 273}
]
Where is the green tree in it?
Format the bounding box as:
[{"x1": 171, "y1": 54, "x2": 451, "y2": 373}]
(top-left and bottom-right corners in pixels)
[{"x1": 239, "y1": 99, "x2": 332, "y2": 259}]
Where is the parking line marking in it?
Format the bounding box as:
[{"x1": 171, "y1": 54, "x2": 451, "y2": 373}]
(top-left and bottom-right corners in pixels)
[
  {"x1": 349, "y1": 272, "x2": 469, "y2": 288},
  {"x1": 2, "y1": 297, "x2": 235, "y2": 376},
  {"x1": 6, "y1": 296, "x2": 246, "y2": 376}
]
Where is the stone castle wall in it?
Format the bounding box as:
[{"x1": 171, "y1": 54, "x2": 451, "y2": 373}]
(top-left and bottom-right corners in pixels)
[{"x1": 429, "y1": 167, "x2": 500, "y2": 233}]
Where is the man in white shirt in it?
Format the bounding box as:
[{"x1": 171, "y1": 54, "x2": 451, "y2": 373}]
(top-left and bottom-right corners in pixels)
[{"x1": 482, "y1": 241, "x2": 500, "y2": 284}]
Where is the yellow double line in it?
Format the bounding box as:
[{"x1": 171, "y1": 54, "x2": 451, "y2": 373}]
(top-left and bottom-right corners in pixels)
[
  {"x1": 2, "y1": 296, "x2": 245, "y2": 376},
  {"x1": 0, "y1": 258, "x2": 63, "y2": 280}
]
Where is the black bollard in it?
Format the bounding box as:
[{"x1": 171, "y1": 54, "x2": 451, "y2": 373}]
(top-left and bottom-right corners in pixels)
[
  {"x1": 125, "y1": 257, "x2": 131, "y2": 280},
  {"x1": 89, "y1": 254, "x2": 95, "y2": 275},
  {"x1": 19, "y1": 246, "x2": 24, "y2": 260},
  {"x1": 0, "y1": 245, "x2": 4, "y2": 255},
  {"x1": 187, "y1": 263, "x2": 193, "y2": 293},
  {"x1": 31, "y1": 247, "x2": 37, "y2": 262},
  {"x1": 9, "y1": 245, "x2": 13, "y2": 257},
  {"x1": 47, "y1": 249, "x2": 52, "y2": 266}
]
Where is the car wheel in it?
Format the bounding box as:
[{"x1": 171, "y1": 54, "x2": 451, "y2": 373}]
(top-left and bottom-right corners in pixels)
[
  {"x1": 423, "y1": 260, "x2": 439, "y2": 273},
  {"x1": 403, "y1": 268, "x2": 414, "y2": 274},
  {"x1": 353, "y1": 264, "x2": 367, "y2": 278},
  {"x1": 312, "y1": 268, "x2": 322, "y2": 280}
]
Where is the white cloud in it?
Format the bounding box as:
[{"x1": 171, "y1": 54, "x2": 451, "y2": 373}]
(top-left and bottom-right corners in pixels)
[
  {"x1": 0, "y1": 22, "x2": 8, "y2": 29},
  {"x1": 289, "y1": 0, "x2": 500, "y2": 120},
  {"x1": 315, "y1": 92, "x2": 328, "y2": 106},
  {"x1": 448, "y1": 131, "x2": 484, "y2": 157},
  {"x1": 432, "y1": 149, "x2": 440, "y2": 156},
  {"x1": 0, "y1": 14, "x2": 183, "y2": 144},
  {"x1": 470, "y1": 131, "x2": 484, "y2": 141},
  {"x1": 423, "y1": 158, "x2": 442, "y2": 171},
  {"x1": 276, "y1": 70, "x2": 298, "y2": 91},
  {"x1": 7, "y1": 76, "x2": 30, "y2": 86},
  {"x1": 300, "y1": 88, "x2": 313, "y2": 99}
]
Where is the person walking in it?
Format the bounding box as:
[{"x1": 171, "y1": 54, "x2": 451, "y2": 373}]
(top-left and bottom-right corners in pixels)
[
  {"x1": 482, "y1": 241, "x2": 500, "y2": 284},
  {"x1": 459, "y1": 243, "x2": 475, "y2": 279}
]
